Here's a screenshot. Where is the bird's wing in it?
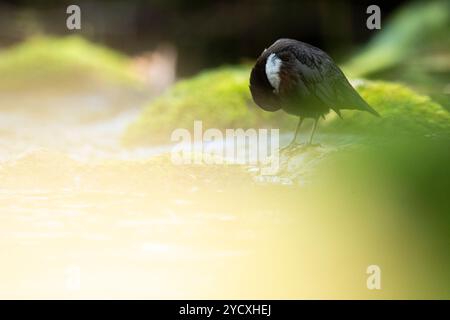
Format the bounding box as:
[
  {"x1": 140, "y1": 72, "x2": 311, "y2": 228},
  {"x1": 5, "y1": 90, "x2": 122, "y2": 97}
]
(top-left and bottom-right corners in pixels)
[{"x1": 290, "y1": 47, "x2": 379, "y2": 116}]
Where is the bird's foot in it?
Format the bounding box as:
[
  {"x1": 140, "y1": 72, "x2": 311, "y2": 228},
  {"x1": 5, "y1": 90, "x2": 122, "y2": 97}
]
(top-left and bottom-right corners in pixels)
[
  {"x1": 279, "y1": 142, "x2": 322, "y2": 154},
  {"x1": 304, "y1": 142, "x2": 322, "y2": 148},
  {"x1": 279, "y1": 142, "x2": 303, "y2": 153},
  {"x1": 279, "y1": 144, "x2": 293, "y2": 152}
]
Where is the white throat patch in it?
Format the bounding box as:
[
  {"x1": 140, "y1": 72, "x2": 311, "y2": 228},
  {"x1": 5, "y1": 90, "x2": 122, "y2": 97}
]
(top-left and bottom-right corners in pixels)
[{"x1": 265, "y1": 53, "x2": 282, "y2": 93}]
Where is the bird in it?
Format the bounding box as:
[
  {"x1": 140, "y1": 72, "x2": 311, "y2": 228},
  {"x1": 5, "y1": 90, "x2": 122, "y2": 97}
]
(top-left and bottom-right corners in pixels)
[{"x1": 249, "y1": 38, "x2": 379, "y2": 147}]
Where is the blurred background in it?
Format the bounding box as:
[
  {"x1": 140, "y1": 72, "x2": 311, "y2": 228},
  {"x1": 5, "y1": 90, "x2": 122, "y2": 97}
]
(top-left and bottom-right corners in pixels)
[
  {"x1": 0, "y1": 0, "x2": 411, "y2": 75},
  {"x1": 0, "y1": 0, "x2": 449, "y2": 299}
]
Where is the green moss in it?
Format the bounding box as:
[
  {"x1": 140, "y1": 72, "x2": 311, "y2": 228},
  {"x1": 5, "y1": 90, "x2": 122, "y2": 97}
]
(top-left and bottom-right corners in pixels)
[
  {"x1": 123, "y1": 65, "x2": 293, "y2": 146},
  {"x1": 323, "y1": 81, "x2": 450, "y2": 137},
  {"x1": 124, "y1": 65, "x2": 449, "y2": 146},
  {"x1": 0, "y1": 35, "x2": 141, "y2": 91}
]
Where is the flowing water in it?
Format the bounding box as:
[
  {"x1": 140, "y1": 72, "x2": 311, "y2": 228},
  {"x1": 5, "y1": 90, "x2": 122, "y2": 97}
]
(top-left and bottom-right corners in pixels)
[
  {"x1": 0, "y1": 97, "x2": 281, "y2": 299},
  {"x1": 0, "y1": 94, "x2": 448, "y2": 299}
]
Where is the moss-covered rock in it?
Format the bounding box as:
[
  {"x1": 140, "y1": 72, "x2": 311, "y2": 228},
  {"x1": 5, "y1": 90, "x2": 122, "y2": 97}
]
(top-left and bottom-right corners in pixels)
[
  {"x1": 0, "y1": 35, "x2": 142, "y2": 92},
  {"x1": 322, "y1": 81, "x2": 450, "y2": 137},
  {"x1": 123, "y1": 65, "x2": 294, "y2": 146},
  {"x1": 124, "y1": 64, "x2": 449, "y2": 146}
]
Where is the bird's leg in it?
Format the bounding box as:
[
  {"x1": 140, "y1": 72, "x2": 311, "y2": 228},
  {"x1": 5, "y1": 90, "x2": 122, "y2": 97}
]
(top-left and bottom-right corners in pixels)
[
  {"x1": 307, "y1": 118, "x2": 319, "y2": 145},
  {"x1": 282, "y1": 117, "x2": 303, "y2": 150}
]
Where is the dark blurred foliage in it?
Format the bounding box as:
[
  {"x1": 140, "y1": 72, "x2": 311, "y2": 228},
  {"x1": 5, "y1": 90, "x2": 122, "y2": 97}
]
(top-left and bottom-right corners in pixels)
[{"x1": 0, "y1": 0, "x2": 410, "y2": 76}]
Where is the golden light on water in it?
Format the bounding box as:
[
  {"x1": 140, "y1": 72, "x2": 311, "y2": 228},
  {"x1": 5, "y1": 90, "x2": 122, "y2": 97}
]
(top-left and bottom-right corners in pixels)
[{"x1": 0, "y1": 142, "x2": 448, "y2": 299}]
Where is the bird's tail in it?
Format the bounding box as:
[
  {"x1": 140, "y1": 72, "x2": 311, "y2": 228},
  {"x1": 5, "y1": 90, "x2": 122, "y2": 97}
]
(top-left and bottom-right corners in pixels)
[
  {"x1": 346, "y1": 88, "x2": 381, "y2": 117},
  {"x1": 359, "y1": 99, "x2": 380, "y2": 117}
]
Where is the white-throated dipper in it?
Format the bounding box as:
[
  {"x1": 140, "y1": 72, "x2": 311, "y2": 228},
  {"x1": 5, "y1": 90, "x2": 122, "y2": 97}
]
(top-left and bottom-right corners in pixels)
[{"x1": 250, "y1": 38, "x2": 379, "y2": 146}]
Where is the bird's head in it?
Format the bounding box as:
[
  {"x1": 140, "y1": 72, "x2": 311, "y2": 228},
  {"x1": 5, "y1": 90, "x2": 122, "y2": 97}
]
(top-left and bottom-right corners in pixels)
[
  {"x1": 250, "y1": 39, "x2": 301, "y2": 112},
  {"x1": 249, "y1": 50, "x2": 282, "y2": 112}
]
